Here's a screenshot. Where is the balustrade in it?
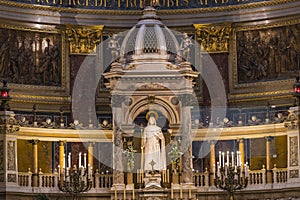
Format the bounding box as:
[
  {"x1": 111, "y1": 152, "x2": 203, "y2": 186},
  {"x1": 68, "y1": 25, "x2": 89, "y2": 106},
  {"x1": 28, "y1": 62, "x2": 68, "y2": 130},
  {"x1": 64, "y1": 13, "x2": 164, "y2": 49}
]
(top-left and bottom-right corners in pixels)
[{"x1": 16, "y1": 167, "x2": 290, "y2": 193}]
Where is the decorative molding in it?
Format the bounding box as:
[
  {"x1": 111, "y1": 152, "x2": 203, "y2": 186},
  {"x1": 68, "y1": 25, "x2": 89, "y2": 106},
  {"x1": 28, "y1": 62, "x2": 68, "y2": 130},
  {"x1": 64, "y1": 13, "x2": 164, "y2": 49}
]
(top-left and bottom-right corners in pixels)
[
  {"x1": 0, "y1": 114, "x2": 20, "y2": 134},
  {"x1": 137, "y1": 83, "x2": 168, "y2": 90},
  {"x1": 0, "y1": 0, "x2": 297, "y2": 14},
  {"x1": 7, "y1": 141, "x2": 16, "y2": 171},
  {"x1": 7, "y1": 174, "x2": 16, "y2": 182},
  {"x1": 194, "y1": 23, "x2": 232, "y2": 52},
  {"x1": 289, "y1": 136, "x2": 298, "y2": 167},
  {"x1": 65, "y1": 25, "x2": 104, "y2": 55}
]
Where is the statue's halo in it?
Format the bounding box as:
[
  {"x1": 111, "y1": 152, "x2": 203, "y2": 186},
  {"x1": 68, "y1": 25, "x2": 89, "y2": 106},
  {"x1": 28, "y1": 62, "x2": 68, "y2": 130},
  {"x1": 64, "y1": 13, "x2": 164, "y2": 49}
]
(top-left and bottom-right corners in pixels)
[{"x1": 146, "y1": 110, "x2": 159, "y2": 121}]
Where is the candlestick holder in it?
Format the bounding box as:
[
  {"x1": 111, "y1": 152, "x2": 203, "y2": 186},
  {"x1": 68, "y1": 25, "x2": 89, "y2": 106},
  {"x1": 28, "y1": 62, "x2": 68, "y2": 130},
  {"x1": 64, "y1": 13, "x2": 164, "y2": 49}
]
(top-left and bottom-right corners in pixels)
[
  {"x1": 214, "y1": 165, "x2": 248, "y2": 200},
  {"x1": 58, "y1": 165, "x2": 93, "y2": 200}
]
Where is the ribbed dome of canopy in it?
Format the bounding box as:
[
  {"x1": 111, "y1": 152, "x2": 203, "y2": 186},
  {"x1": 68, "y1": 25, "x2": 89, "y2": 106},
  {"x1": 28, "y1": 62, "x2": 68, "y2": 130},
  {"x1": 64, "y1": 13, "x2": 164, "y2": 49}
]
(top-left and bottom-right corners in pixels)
[{"x1": 120, "y1": 6, "x2": 179, "y2": 62}]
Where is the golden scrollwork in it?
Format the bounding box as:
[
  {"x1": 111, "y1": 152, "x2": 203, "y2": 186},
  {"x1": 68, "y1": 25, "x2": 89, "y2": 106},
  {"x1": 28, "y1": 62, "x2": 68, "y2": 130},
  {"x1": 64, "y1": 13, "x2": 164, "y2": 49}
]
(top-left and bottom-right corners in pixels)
[
  {"x1": 65, "y1": 25, "x2": 104, "y2": 54},
  {"x1": 193, "y1": 23, "x2": 232, "y2": 52}
]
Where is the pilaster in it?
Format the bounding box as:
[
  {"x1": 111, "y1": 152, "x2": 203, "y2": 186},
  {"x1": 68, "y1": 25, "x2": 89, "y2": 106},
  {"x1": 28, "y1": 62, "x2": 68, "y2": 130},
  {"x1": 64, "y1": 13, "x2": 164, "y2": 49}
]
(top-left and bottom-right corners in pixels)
[{"x1": 0, "y1": 111, "x2": 20, "y2": 196}]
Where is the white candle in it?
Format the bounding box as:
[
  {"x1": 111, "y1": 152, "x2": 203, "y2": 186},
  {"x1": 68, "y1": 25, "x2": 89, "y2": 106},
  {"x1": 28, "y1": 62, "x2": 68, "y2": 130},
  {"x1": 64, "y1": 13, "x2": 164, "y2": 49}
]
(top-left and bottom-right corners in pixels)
[
  {"x1": 213, "y1": 164, "x2": 216, "y2": 178},
  {"x1": 68, "y1": 153, "x2": 71, "y2": 168},
  {"x1": 226, "y1": 151, "x2": 229, "y2": 166},
  {"x1": 231, "y1": 152, "x2": 234, "y2": 166},
  {"x1": 123, "y1": 187, "x2": 126, "y2": 200},
  {"x1": 132, "y1": 186, "x2": 135, "y2": 199},
  {"x1": 219, "y1": 151, "x2": 221, "y2": 166},
  {"x1": 84, "y1": 153, "x2": 87, "y2": 168},
  {"x1": 167, "y1": 169, "x2": 169, "y2": 183},
  {"x1": 79, "y1": 152, "x2": 82, "y2": 168},
  {"x1": 180, "y1": 183, "x2": 183, "y2": 199},
  {"x1": 236, "y1": 151, "x2": 239, "y2": 166},
  {"x1": 63, "y1": 153, "x2": 66, "y2": 169},
  {"x1": 58, "y1": 165, "x2": 60, "y2": 180},
  {"x1": 245, "y1": 163, "x2": 249, "y2": 177}
]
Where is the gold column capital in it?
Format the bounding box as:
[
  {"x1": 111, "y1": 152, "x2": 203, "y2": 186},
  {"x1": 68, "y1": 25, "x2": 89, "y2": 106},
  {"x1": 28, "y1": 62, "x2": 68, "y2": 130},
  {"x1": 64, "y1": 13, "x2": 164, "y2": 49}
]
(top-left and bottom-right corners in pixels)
[
  {"x1": 30, "y1": 139, "x2": 40, "y2": 144},
  {"x1": 65, "y1": 25, "x2": 104, "y2": 55},
  {"x1": 58, "y1": 140, "x2": 66, "y2": 146},
  {"x1": 193, "y1": 23, "x2": 232, "y2": 53},
  {"x1": 237, "y1": 138, "x2": 244, "y2": 143},
  {"x1": 265, "y1": 136, "x2": 274, "y2": 142}
]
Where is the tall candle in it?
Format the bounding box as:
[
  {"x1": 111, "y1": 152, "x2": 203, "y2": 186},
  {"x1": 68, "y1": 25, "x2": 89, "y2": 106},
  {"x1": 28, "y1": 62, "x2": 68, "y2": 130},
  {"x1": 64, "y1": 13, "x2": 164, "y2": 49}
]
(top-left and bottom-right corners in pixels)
[
  {"x1": 123, "y1": 187, "x2": 126, "y2": 200},
  {"x1": 132, "y1": 186, "x2": 135, "y2": 200},
  {"x1": 79, "y1": 152, "x2": 82, "y2": 167},
  {"x1": 58, "y1": 165, "x2": 60, "y2": 179},
  {"x1": 180, "y1": 183, "x2": 183, "y2": 199},
  {"x1": 226, "y1": 151, "x2": 229, "y2": 166},
  {"x1": 231, "y1": 152, "x2": 234, "y2": 166},
  {"x1": 114, "y1": 185, "x2": 117, "y2": 200},
  {"x1": 219, "y1": 151, "x2": 221, "y2": 166},
  {"x1": 84, "y1": 153, "x2": 87, "y2": 168},
  {"x1": 63, "y1": 153, "x2": 66, "y2": 169},
  {"x1": 68, "y1": 153, "x2": 71, "y2": 168},
  {"x1": 213, "y1": 164, "x2": 216, "y2": 178},
  {"x1": 167, "y1": 169, "x2": 169, "y2": 183}
]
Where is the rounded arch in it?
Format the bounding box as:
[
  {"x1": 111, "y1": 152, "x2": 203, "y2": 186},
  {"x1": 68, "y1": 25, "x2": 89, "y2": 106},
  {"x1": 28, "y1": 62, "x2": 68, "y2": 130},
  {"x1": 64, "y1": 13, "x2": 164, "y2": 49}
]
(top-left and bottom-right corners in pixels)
[{"x1": 125, "y1": 96, "x2": 179, "y2": 125}]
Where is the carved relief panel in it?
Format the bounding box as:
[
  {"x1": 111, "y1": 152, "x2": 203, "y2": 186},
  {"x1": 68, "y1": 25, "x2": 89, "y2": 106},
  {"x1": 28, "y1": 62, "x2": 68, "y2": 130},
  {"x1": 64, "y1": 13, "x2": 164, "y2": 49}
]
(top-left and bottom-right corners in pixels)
[
  {"x1": 7, "y1": 140, "x2": 16, "y2": 171},
  {"x1": 0, "y1": 25, "x2": 63, "y2": 86},
  {"x1": 235, "y1": 20, "x2": 300, "y2": 84}
]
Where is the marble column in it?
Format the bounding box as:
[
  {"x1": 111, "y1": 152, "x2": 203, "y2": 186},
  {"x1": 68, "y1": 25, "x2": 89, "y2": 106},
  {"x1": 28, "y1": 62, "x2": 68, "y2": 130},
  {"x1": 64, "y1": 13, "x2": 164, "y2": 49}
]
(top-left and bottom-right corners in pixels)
[
  {"x1": 180, "y1": 94, "x2": 193, "y2": 184},
  {"x1": 31, "y1": 140, "x2": 39, "y2": 187},
  {"x1": 265, "y1": 136, "x2": 273, "y2": 183},
  {"x1": 238, "y1": 138, "x2": 245, "y2": 170},
  {"x1": 209, "y1": 141, "x2": 216, "y2": 186},
  {"x1": 112, "y1": 95, "x2": 124, "y2": 185}
]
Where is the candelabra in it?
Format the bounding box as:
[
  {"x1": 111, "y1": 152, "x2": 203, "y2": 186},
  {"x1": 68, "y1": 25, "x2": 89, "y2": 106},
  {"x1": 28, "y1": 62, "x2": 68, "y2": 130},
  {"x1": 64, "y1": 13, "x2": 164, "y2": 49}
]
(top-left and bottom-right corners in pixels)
[
  {"x1": 214, "y1": 151, "x2": 249, "y2": 200},
  {"x1": 58, "y1": 153, "x2": 93, "y2": 200}
]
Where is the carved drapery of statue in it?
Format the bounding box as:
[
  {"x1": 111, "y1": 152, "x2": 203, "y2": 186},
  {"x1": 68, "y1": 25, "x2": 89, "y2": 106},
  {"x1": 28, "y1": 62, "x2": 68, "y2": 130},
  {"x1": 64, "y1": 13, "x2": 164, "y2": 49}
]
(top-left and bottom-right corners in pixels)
[{"x1": 143, "y1": 113, "x2": 166, "y2": 171}]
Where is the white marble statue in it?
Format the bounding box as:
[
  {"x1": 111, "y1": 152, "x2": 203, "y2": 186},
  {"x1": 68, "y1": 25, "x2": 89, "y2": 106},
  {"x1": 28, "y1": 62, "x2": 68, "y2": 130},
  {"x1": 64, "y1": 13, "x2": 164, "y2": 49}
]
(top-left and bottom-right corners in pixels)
[{"x1": 143, "y1": 114, "x2": 167, "y2": 171}]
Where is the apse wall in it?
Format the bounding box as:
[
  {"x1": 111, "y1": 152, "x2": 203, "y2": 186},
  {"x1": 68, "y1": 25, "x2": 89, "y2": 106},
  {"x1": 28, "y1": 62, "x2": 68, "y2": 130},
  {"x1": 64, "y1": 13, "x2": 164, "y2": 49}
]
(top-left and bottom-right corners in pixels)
[{"x1": 0, "y1": 0, "x2": 299, "y2": 116}]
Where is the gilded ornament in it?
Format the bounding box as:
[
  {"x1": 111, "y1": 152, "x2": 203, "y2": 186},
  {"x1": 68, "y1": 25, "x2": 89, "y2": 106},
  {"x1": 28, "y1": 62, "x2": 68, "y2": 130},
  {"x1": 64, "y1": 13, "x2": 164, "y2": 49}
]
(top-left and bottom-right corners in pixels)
[
  {"x1": 65, "y1": 25, "x2": 104, "y2": 54},
  {"x1": 194, "y1": 23, "x2": 232, "y2": 52}
]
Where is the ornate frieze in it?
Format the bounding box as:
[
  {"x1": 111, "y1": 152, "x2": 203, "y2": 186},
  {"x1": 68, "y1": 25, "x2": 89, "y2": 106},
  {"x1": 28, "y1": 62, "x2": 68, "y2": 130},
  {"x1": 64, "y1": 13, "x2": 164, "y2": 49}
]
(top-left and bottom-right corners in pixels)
[
  {"x1": 194, "y1": 23, "x2": 232, "y2": 52},
  {"x1": 65, "y1": 25, "x2": 104, "y2": 54}
]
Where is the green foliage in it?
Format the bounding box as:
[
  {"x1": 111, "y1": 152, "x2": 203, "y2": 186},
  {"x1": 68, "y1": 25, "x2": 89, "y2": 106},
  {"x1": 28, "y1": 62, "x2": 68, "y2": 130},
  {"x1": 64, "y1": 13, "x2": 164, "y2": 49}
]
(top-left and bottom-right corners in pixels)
[{"x1": 123, "y1": 145, "x2": 136, "y2": 171}]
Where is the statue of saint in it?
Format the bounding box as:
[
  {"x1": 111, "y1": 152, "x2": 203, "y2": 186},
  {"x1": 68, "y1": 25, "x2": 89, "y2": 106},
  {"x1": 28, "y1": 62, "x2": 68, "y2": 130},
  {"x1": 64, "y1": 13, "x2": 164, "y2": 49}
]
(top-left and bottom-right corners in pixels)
[{"x1": 143, "y1": 112, "x2": 167, "y2": 171}]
